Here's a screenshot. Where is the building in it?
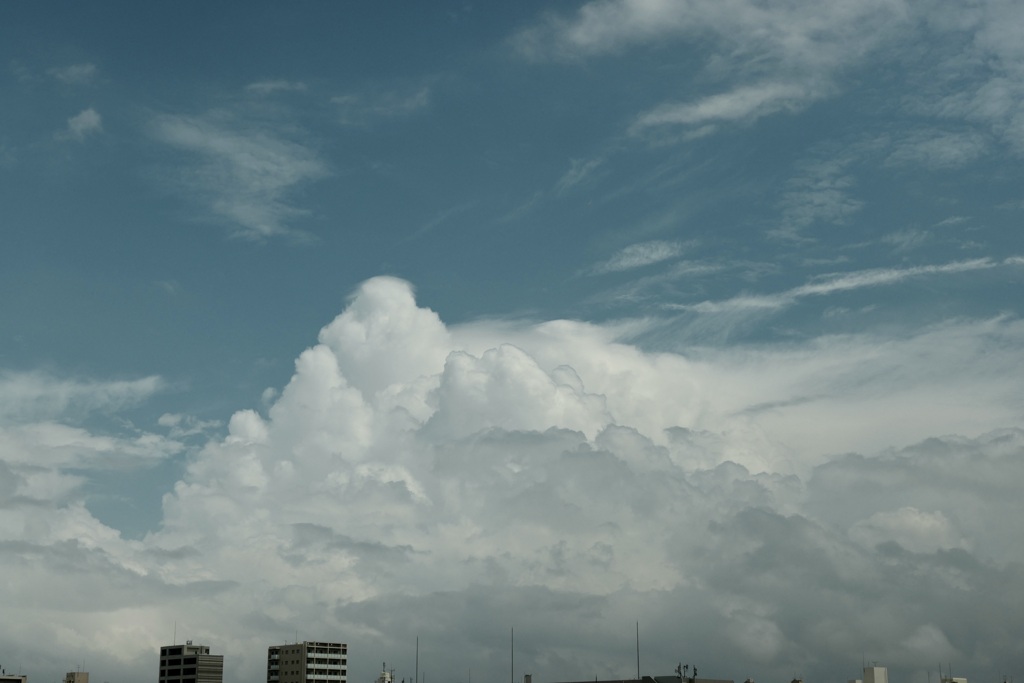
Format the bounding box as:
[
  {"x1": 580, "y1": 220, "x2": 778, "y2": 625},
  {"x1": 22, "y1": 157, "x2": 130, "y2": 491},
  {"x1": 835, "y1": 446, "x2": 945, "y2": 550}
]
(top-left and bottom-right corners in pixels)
[
  {"x1": 65, "y1": 672, "x2": 89, "y2": 683},
  {"x1": 268, "y1": 641, "x2": 347, "y2": 683},
  {"x1": 159, "y1": 641, "x2": 223, "y2": 683},
  {"x1": 0, "y1": 674, "x2": 28, "y2": 683}
]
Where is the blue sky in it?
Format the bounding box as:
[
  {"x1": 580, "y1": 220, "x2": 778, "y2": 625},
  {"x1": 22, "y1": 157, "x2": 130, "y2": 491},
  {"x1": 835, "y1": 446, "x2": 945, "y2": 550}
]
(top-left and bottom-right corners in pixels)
[{"x1": 2, "y1": 3, "x2": 1024, "y2": 683}]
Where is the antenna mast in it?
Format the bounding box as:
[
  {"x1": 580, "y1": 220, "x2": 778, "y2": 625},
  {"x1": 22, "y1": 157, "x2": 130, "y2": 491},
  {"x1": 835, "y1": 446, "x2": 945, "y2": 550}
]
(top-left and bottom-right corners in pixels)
[{"x1": 636, "y1": 622, "x2": 640, "y2": 680}]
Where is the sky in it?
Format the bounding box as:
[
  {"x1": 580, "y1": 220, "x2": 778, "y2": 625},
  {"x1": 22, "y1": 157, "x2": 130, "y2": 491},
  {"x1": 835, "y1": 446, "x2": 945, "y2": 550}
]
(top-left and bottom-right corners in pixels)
[{"x1": 2, "y1": 2, "x2": 1024, "y2": 683}]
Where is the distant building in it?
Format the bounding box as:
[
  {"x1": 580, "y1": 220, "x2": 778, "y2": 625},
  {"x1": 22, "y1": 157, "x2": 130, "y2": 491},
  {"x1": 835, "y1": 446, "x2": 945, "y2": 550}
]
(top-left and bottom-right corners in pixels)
[
  {"x1": 268, "y1": 641, "x2": 347, "y2": 683},
  {"x1": 1, "y1": 674, "x2": 28, "y2": 683},
  {"x1": 863, "y1": 667, "x2": 888, "y2": 683},
  {"x1": 159, "y1": 641, "x2": 223, "y2": 683},
  {"x1": 65, "y1": 672, "x2": 89, "y2": 683}
]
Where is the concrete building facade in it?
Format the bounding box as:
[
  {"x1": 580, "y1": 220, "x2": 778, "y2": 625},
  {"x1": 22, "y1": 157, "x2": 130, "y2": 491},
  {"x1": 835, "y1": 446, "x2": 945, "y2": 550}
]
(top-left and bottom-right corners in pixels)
[
  {"x1": 268, "y1": 642, "x2": 347, "y2": 683},
  {"x1": 64, "y1": 672, "x2": 89, "y2": 683},
  {"x1": 159, "y1": 642, "x2": 223, "y2": 683}
]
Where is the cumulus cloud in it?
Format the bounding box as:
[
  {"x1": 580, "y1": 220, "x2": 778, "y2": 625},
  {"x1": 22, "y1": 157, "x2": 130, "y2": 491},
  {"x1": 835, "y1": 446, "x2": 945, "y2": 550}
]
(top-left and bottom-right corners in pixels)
[
  {"x1": 151, "y1": 112, "x2": 328, "y2": 239},
  {"x1": 3, "y1": 277, "x2": 1024, "y2": 683},
  {"x1": 849, "y1": 507, "x2": 968, "y2": 554}
]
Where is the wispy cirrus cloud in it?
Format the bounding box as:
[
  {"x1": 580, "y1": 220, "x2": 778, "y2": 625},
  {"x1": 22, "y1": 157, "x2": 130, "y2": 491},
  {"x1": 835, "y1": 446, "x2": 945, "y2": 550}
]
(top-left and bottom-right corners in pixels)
[
  {"x1": 245, "y1": 80, "x2": 307, "y2": 95},
  {"x1": 590, "y1": 239, "x2": 685, "y2": 274},
  {"x1": 151, "y1": 112, "x2": 327, "y2": 239},
  {"x1": 555, "y1": 156, "x2": 605, "y2": 195},
  {"x1": 686, "y1": 257, "x2": 1012, "y2": 314},
  {"x1": 514, "y1": 0, "x2": 908, "y2": 140},
  {"x1": 884, "y1": 128, "x2": 990, "y2": 169},
  {"x1": 513, "y1": 0, "x2": 908, "y2": 65},
  {"x1": 48, "y1": 62, "x2": 97, "y2": 85},
  {"x1": 771, "y1": 148, "x2": 869, "y2": 240},
  {"x1": 332, "y1": 85, "x2": 431, "y2": 126},
  {"x1": 0, "y1": 371, "x2": 162, "y2": 424},
  {"x1": 631, "y1": 81, "x2": 821, "y2": 133}
]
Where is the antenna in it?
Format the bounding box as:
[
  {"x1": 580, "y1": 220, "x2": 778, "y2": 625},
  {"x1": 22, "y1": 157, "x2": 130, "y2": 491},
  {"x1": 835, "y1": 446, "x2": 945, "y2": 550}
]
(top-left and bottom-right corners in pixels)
[
  {"x1": 636, "y1": 621, "x2": 640, "y2": 680},
  {"x1": 510, "y1": 627, "x2": 514, "y2": 683}
]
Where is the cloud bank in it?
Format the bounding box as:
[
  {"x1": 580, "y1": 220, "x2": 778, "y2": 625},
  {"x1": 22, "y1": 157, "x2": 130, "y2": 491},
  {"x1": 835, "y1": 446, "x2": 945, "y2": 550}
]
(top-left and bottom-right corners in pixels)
[{"x1": 2, "y1": 277, "x2": 1024, "y2": 683}]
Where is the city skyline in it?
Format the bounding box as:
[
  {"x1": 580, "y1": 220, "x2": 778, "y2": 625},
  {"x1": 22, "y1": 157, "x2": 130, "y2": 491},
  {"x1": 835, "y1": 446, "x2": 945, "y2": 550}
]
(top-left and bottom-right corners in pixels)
[{"x1": 2, "y1": 2, "x2": 1024, "y2": 683}]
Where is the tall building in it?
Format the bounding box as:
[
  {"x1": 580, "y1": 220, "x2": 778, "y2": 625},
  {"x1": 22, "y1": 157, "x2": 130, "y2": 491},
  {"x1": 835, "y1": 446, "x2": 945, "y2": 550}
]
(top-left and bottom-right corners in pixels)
[
  {"x1": 159, "y1": 641, "x2": 223, "y2": 683},
  {"x1": 65, "y1": 672, "x2": 89, "y2": 683},
  {"x1": 268, "y1": 641, "x2": 347, "y2": 683}
]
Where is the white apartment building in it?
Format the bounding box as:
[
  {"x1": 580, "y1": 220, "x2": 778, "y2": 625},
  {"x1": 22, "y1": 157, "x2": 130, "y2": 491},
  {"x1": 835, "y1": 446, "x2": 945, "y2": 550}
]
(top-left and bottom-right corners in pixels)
[{"x1": 268, "y1": 641, "x2": 347, "y2": 683}]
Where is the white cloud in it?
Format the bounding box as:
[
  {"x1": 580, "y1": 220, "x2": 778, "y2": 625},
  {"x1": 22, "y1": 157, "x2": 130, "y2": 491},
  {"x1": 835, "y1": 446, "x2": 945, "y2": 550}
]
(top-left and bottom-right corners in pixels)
[
  {"x1": 151, "y1": 112, "x2": 328, "y2": 239},
  {"x1": 590, "y1": 240, "x2": 685, "y2": 274},
  {"x1": 555, "y1": 157, "x2": 605, "y2": 194},
  {"x1": 514, "y1": 0, "x2": 909, "y2": 64},
  {"x1": 0, "y1": 371, "x2": 162, "y2": 423},
  {"x1": 514, "y1": 0, "x2": 909, "y2": 139},
  {"x1": 332, "y1": 86, "x2": 431, "y2": 126},
  {"x1": 907, "y1": 1, "x2": 1024, "y2": 154},
  {"x1": 245, "y1": 80, "x2": 308, "y2": 95},
  {"x1": 62, "y1": 107, "x2": 103, "y2": 141},
  {"x1": 48, "y1": 62, "x2": 97, "y2": 85},
  {"x1": 4, "y1": 278, "x2": 1024, "y2": 683},
  {"x1": 632, "y1": 82, "x2": 818, "y2": 132},
  {"x1": 849, "y1": 507, "x2": 968, "y2": 554},
  {"x1": 772, "y1": 153, "x2": 864, "y2": 240},
  {"x1": 885, "y1": 129, "x2": 990, "y2": 169},
  {"x1": 688, "y1": 257, "x2": 1002, "y2": 314}
]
